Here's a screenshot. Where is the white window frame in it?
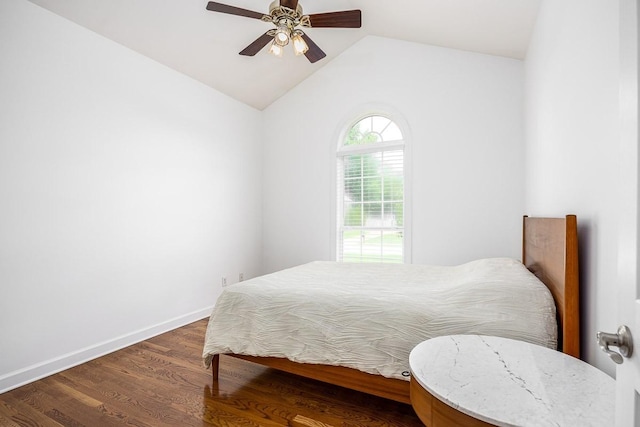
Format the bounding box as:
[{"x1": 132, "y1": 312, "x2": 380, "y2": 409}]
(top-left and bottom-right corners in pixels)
[{"x1": 331, "y1": 108, "x2": 412, "y2": 263}]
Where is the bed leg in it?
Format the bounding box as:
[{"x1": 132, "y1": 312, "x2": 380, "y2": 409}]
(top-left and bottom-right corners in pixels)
[{"x1": 211, "y1": 354, "x2": 220, "y2": 381}]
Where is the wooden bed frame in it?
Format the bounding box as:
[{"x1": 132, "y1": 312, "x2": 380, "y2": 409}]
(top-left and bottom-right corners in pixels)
[{"x1": 210, "y1": 215, "x2": 580, "y2": 405}]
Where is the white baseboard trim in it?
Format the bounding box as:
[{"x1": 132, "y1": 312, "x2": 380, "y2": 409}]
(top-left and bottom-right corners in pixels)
[{"x1": 0, "y1": 306, "x2": 213, "y2": 394}]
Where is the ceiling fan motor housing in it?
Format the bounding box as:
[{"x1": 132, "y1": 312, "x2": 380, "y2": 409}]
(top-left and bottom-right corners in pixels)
[
  {"x1": 265, "y1": 0, "x2": 307, "y2": 33},
  {"x1": 268, "y1": 0, "x2": 303, "y2": 16}
]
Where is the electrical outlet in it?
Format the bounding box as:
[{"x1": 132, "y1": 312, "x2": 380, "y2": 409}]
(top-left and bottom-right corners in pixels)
[
  {"x1": 221, "y1": 276, "x2": 228, "y2": 287},
  {"x1": 239, "y1": 273, "x2": 244, "y2": 282}
]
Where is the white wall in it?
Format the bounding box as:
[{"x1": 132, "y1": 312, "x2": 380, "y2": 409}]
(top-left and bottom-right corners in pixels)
[
  {"x1": 524, "y1": 0, "x2": 620, "y2": 376},
  {"x1": 0, "y1": 0, "x2": 262, "y2": 392},
  {"x1": 262, "y1": 36, "x2": 525, "y2": 273}
]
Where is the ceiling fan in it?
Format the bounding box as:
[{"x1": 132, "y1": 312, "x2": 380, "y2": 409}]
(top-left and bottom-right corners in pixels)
[{"x1": 205, "y1": 0, "x2": 362, "y2": 63}]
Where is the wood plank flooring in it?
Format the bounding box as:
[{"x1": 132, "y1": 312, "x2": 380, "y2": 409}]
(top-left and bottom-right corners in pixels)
[{"x1": 0, "y1": 319, "x2": 423, "y2": 426}]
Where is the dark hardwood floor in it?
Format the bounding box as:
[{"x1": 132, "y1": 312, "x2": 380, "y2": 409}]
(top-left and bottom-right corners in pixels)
[{"x1": 0, "y1": 319, "x2": 423, "y2": 426}]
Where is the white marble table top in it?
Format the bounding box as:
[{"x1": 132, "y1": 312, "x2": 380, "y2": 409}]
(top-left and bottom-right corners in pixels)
[{"x1": 409, "y1": 335, "x2": 614, "y2": 427}]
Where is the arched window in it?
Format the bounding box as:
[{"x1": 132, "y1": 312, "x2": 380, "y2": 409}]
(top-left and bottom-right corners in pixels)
[{"x1": 336, "y1": 115, "x2": 406, "y2": 263}]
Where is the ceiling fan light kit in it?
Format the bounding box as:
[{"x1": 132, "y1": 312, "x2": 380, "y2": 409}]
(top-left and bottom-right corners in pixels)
[
  {"x1": 292, "y1": 32, "x2": 309, "y2": 55},
  {"x1": 268, "y1": 41, "x2": 284, "y2": 57},
  {"x1": 205, "y1": 0, "x2": 361, "y2": 63},
  {"x1": 273, "y1": 27, "x2": 290, "y2": 47}
]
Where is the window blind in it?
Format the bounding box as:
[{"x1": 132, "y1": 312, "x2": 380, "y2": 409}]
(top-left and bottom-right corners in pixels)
[{"x1": 336, "y1": 115, "x2": 405, "y2": 263}]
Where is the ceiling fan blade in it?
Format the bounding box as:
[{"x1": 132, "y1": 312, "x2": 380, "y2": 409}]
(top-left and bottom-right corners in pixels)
[
  {"x1": 307, "y1": 10, "x2": 361, "y2": 28},
  {"x1": 206, "y1": 2, "x2": 266, "y2": 20},
  {"x1": 279, "y1": 0, "x2": 299, "y2": 10},
  {"x1": 300, "y1": 33, "x2": 326, "y2": 63},
  {"x1": 239, "y1": 32, "x2": 273, "y2": 56}
]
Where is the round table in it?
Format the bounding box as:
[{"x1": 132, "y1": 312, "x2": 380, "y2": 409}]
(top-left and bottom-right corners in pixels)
[{"x1": 409, "y1": 335, "x2": 615, "y2": 427}]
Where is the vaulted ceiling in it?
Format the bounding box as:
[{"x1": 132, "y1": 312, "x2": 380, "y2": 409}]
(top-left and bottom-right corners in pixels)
[{"x1": 27, "y1": 0, "x2": 541, "y2": 110}]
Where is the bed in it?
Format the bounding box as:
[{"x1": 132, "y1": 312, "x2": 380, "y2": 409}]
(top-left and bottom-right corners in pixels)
[{"x1": 203, "y1": 215, "x2": 579, "y2": 404}]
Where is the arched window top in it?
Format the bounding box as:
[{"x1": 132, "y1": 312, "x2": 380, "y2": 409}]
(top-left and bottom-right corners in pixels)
[{"x1": 342, "y1": 115, "x2": 404, "y2": 148}]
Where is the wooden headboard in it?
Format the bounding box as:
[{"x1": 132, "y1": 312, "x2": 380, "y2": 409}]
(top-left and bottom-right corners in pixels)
[{"x1": 522, "y1": 215, "x2": 580, "y2": 358}]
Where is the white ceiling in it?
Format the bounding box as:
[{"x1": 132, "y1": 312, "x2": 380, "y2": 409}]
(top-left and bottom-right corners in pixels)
[{"x1": 27, "y1": 0, "x2": 541, "y2": 110}]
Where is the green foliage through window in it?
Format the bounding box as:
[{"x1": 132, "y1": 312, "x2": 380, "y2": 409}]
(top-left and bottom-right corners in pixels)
[{"x1": 337, "y1": 115, "x2": 405, "y2": 263}]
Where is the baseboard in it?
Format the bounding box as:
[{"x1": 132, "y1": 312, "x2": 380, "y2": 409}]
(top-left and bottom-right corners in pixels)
[{"x1": 0, "y1": 306, "x2": 213, "y2": 394}]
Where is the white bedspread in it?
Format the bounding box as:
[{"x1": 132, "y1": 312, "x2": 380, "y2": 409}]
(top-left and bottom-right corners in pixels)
[{"x1": 202, "y1": 258, "x2": 557, "y2": 380}]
